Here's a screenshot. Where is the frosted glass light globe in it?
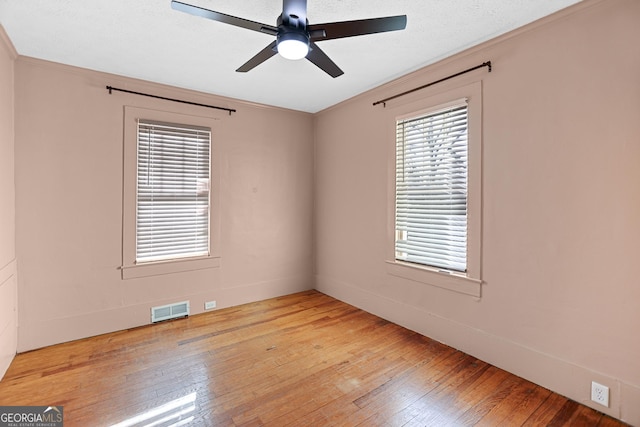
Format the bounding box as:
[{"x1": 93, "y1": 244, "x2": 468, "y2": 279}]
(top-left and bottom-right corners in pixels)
[{"x1": 277, "y1": 38, "x2": 309, "y2": 60}]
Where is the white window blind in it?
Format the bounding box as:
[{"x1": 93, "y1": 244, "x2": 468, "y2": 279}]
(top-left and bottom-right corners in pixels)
[
  {"x1": 136, "y1": 120, "x2": 211, "y2": 263},
  {"x1": 395, "y1": 102, "x2": 468, "y2": 272}
]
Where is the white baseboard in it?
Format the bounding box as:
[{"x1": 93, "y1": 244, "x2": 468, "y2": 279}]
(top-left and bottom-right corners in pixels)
[{"x1": 316, "y1": 274, "x2": 640, "y2": 426}]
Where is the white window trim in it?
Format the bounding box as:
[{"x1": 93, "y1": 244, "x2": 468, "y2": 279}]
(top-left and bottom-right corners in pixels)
[
  {"x1": 121, "y1": 106, "x2": 221, "y2": 279},
  {"x1": 386, "y1": 81, "x2": 482, "y2": 297}
]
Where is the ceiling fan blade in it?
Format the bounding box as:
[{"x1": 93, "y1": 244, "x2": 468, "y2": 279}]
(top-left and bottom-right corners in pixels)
[
  {"x1": 282, "y1": 0, "x2": 308, "y2": 23},
  {"x1": 309, "y1": 15, "x2": 407, "y2": 42},
  {"x1": 236, "y1": 41, "x2": 279, "y2": 73},
  {"x1": 171, "y1": 0, "x2": 278, "y2": 35},
  {"x1": 306, "y1": 42, "x2": 344, "y2": 78}
]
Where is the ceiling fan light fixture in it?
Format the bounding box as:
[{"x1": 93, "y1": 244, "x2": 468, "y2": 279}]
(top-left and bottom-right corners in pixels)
[
  {"x1": 172, "y1": 0, "x2": 407, "y2": 77},
  {"x1": 277, "y1": 32, "x2": 309, "y2": 60}
]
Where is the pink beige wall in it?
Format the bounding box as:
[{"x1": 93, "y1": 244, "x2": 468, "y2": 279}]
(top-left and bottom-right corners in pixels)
[
  {"x1": 314, "y1": 0, "x2": 640, "y2": 424},
  {"x1": 0, "y1": 27, "x2": 17, "y2": 380},
  {"x1": 14, "y1": 58, "x2": 314, "y2": 352}
]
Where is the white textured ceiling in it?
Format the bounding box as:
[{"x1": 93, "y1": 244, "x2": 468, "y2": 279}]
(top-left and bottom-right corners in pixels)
[{"x1": 0, "y1": 0, "x2": 582, "y2": 112}]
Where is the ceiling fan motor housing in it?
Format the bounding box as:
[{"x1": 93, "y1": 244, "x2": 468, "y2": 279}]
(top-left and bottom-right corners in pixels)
[{"x1": 276, "y1": 15, "x2": 311, "y2": 60}]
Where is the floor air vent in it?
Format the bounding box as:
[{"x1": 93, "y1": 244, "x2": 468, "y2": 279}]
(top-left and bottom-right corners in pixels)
[{"x1": 151, "y1": 301, "x2": 190, "y2": 323}]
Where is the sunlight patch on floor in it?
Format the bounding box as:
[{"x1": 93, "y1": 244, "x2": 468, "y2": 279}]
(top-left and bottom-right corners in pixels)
[{"x1": 109, "y1": 391, "x2": 197, "y2": 427}]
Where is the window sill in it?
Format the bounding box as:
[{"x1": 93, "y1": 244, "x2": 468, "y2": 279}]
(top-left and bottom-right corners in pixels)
[
  {"x1": 121, "y1": 256, "x2": 220, "y2": 279},
  {"x1": 386, "y1": 260, "x2": 482, "y2": 298}
]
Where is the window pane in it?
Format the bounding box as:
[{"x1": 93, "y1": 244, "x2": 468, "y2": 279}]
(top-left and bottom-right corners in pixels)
[
  {"x1": 136, "y1": 120, "x2": 211, "y2": 263},
  {"x1": 395, "y1": 104, "x2": 468, "y2": 272}
]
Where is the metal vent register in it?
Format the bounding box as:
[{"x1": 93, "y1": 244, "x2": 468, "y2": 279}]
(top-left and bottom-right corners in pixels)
[{"x1": 151, "y1": 301, "x2": 190, "y2": 323}]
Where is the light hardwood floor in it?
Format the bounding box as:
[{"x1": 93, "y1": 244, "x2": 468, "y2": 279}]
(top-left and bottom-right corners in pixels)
[{"x1": 0, "y1": 290, "x2": 628, "y2": 426}]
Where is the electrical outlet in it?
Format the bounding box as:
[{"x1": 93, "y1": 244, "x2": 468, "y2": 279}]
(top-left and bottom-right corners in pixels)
[
  {"x1": 204, "y1": 300, "x2": 217, "y2": 310},
  {"x1": 591, "y1": 381, "x2": 609, "y2": 407}
]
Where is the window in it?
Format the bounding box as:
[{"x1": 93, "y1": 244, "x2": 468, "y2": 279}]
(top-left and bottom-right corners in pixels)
[
  {"x1": 386, "y1": 82, "x2": 481, "y2": 297},
  {"x1": 136, "y1": 120, "x2": 210, "y2": 263},
  {"x1": 395, "y1": 102, "x2": 468, "y2": 272},
  {"x1": 122, "y1": 107, "x2": 220, "y2": 279}
]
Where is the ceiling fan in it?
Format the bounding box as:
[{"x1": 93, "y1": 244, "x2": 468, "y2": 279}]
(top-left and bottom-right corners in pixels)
[{"x1": 171, "y1": 0, "x2": 407, "y2": 78}]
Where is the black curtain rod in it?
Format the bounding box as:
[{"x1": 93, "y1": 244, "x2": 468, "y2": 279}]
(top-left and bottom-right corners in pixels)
[
  {"x1": 106, "y1": 86, "x2": 236, "y2": 115},
  {"x1": 373, "y1": 61, "x2": 492, "y2": 107}
]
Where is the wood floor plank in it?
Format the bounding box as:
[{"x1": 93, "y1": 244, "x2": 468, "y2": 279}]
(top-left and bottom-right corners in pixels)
[
  {"x1": 396, "y1": 364, "x2": 511, "y2": 426},
  {"x1": 0, "y1": 290, "x2": 628, "y2": 427},
  {"x1": 486, "y1": 384, "x2": 552, "y2": 426}
]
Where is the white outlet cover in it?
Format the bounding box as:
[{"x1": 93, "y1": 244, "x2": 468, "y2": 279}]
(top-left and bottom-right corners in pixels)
[
  {"x1": 205, "y1": 301, "x2": 217, "y2": 310},
  {"x1": 591, "y1": 381, "x2": 609, "y2": 407}
]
